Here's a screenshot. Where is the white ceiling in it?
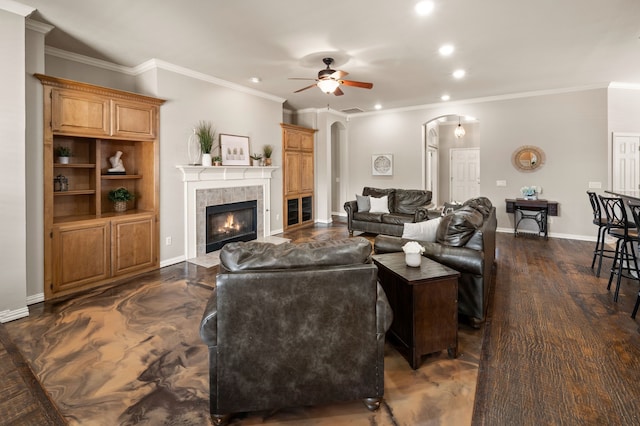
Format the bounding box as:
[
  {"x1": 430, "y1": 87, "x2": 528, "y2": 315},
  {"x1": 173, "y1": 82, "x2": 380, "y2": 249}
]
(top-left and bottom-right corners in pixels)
[{"x1": 17, "y1": 0, "x2": 640, "y2": 112}]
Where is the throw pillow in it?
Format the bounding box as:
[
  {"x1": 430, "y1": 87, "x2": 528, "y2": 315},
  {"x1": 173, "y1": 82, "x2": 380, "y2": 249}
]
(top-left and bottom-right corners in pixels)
[
  {"x1": 402, "y1": 217, "x2": 442, "y2": 242},
  {"x1": 356, "y1": 194, "x2": 371, "y2": 212},
  {"x1": 369, "y1": 195, "x2": 390, "y2": 214}
]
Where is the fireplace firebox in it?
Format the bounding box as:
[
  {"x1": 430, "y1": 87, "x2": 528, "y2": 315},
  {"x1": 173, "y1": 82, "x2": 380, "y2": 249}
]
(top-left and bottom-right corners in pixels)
[{"x1": 206, "y1": 200, "x2": 257, "y2": 253}]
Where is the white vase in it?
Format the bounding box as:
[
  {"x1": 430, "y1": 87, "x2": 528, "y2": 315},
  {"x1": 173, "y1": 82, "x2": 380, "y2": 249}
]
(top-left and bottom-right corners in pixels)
[
  {"x1": 201, "y1": 153, "x2": 212, "y2": 167},
  {"x1": 58, "y1": 156, "x2": 70, "y2": 164},
  {"x1": 187, "y1": 130, "x2": 201, "y2": 165},
  {"x1": 405, "y1": 252, "x2": 422, "y2": 267}
]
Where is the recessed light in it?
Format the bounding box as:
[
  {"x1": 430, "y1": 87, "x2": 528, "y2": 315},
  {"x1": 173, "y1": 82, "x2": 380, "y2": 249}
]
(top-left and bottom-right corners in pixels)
[
  {"x1": 439, "y1": 44, "x2": 454, "y2": 56},
  {"x1": 453, "y1": 69, "x2": 466, "y2": 79},
  {"x1": 249, "y1": 77, "x2": 261, "y2": 83},
  {"x1": 441, "y1": 94, "x2": 450, "y2": 101},
  {"x1": 415, "y1": 1, "x2": 434, "y2": 16},
  {"x1": 374, "y1": 104, "x2": 382, "y2": 110}
]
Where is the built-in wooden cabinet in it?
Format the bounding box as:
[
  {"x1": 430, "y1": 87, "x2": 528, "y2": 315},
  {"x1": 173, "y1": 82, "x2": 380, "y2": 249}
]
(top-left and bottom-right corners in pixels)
[
  {"x1": 36, "y1": 74, "x2": 164, "y2": 299},
  {"x1": 281, "y1": 123, "x2": 316, "y2": 230}
]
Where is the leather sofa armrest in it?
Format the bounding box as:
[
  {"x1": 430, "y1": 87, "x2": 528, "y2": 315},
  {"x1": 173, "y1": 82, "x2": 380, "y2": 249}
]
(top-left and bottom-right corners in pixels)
[
  {"x1": 376, "y1": 282, "x2": 393, "y2": 336},
  {"x1": 374, "y1": 235, "x2": 483, "y2": 275},
  {"x1": 344, "y1": 200, "x2": 357, "y2": 230},
  {"x1": 414, "y1": 204, "x2": 434, "y2": 222},
  {"x1": 199, "y1": 288, "x2": 218, "y2": 346}
]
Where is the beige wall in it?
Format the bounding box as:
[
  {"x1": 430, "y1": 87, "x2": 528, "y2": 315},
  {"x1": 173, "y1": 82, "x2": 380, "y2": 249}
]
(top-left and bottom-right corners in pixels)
[{"x1": 344, "y1": 88, "x2": 609, "y2": 239}]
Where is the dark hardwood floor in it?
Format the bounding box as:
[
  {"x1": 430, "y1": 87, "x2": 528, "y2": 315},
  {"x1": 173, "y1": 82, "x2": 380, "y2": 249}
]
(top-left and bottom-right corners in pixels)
[{"x1": 1, "y1": 218, "x2": 639, "y2": 425}]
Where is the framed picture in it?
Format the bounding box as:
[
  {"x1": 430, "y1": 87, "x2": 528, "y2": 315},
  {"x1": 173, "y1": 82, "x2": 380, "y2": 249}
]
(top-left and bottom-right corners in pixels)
[
  {"x1": 372, "y1": 154, "x2": 393, "y2": 176},
  {"x1": 220, "y1": 134, "x2": 251, "y2": 166}
]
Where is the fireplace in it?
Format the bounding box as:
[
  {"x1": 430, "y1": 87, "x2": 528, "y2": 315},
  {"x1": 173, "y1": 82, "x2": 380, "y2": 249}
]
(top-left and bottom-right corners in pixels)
[{"x1": 206, "y1": 200, "x2": 258, "y2": 253}]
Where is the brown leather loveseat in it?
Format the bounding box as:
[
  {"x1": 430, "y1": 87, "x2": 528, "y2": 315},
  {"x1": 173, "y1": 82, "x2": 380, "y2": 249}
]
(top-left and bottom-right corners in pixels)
[
  {"x1": 200, "y1": 237, "x2": 393, "y2": 425},
  {"x1": 344, "y1": 187, "x2": 434, "y2": 237},
  {"x1": 374, "y1": 197, "x2": 496, "y2": 327}
]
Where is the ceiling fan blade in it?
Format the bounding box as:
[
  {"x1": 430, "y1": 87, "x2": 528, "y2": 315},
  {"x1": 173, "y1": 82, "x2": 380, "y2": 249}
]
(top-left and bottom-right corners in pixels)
[
  {"x1": 294, "y1": 83, "x2": 318, "y2": 93},
  {"x1": 334, "y1": 87, "x2": 344, "y2": 96},
  {"x1": 289, "y1": 77, "x2": 317, "y2": 81},
  {"x1": 331, "y1": 70, "x2": 348, "y2": 79},
  {"x1": 340, "y1": 79, "x2": 373, "y2": 89}
]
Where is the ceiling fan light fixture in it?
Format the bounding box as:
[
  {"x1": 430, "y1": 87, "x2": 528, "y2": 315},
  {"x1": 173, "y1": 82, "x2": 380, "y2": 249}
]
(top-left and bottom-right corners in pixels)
[
  {"x1": 454, "y1": 116, "x2": 466, "y2": 138},
  {"x1": 317, "y1": 78, "x2": 340, "y2": 94}
]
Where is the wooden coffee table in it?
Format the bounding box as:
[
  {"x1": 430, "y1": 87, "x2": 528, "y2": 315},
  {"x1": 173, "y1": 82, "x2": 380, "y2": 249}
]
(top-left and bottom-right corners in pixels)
[{"x1": 372, "y1": 252, "x2": 460, "y2": 369}]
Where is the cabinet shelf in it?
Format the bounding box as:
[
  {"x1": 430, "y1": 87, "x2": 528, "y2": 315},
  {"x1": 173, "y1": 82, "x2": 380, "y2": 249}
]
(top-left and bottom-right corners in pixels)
[
  {"x1": 54, "y1": 189, "x2": 96, "y2": 196},
  {"x1": 101, "y1": 174, "x2": 142, "y2": 180},
  {"x1": 54, "y1": 163, "x2": 96, "y2": 169}
]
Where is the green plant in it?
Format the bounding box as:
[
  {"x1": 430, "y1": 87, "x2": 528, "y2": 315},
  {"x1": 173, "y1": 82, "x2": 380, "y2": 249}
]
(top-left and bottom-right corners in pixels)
[
  {"x1": 195, "y1": 121, "x2": 216, "y2": 154},
  {"x1": 55, "y1": 146, "x2": 72, "y2": 157},
  {"x1": 263, "y1": 144, "x2": 273, "y2": 159},
  {"x1": 108, "y1": 187, "x2": 135, "y2": 202},
  {"x1": 212, "y1": 156, "x2": 222, "y2": 163},
  {"x1": 250, "y1": 153, "x2": 262, "y2": 161}
]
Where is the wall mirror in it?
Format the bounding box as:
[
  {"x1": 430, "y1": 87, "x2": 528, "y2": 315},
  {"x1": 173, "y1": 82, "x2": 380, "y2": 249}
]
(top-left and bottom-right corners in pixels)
[{"x1": 512, "y1": 145, "x2": 545, "y2": 172}]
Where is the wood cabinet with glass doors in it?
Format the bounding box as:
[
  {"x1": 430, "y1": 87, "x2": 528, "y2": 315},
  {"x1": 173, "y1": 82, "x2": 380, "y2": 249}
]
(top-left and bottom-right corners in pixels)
[
  {"x1": 281, "y1": 123, "x2": 316, "y2": 230},
  {"x1": 36, "y1": 74, "x2": 164, "y2": 299}
]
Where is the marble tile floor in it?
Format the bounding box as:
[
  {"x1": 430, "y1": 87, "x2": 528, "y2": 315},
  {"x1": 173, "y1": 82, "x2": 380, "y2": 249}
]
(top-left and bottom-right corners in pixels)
[{"x1": 4, "y1": 260, "x2": 483, "y2": 426}]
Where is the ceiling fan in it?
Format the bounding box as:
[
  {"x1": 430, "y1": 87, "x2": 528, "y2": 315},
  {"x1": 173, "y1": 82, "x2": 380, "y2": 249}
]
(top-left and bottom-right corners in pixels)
[{"x1": 290, "y1": 57, "x2": 373, "y2": 96}]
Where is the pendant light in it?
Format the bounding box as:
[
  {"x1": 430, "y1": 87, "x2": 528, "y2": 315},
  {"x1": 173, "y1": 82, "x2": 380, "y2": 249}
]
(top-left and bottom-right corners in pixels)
[{"x1": 454, "y1": 116, "x2": 466, "y2": 138}]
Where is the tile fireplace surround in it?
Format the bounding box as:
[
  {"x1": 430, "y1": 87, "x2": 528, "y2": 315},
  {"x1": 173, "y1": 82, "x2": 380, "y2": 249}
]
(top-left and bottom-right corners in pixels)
[{"x1": 176, "y1": 166, "x2": 278, "y2": 259}]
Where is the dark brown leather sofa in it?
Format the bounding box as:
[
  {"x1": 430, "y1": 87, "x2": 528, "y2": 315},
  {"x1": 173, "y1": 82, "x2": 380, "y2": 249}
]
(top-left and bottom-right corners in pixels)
[
  {"x1": 200, "y1": 237, "x2": 393, "y2": 425},
  {"x1": 344, "y1": 187, "x2": 435, "y2": 237},
  {"x1": 374, "y1": 197, "x2": 496, "y2": 326}
]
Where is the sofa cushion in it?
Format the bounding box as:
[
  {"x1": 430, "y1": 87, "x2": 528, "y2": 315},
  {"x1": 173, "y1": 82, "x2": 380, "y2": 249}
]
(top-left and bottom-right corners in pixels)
[
  {"x1": 220, "y1": 237, "x2": 372, "y2": 271},
  {"x1": 363, "y1": 187, "x2": 395, "y2": 212},
  {"x1": 370, "y1": 195, "x2": 390, "y2": 214},
  {"x1": 353, "y1": 211, "x2": 384, "y2": 222},
  {"x1": 436, "y1": 206, "x2": 484, "y2": 247},
  {"x1": 382, "y1": 212, "x2": 414, "y2": 225},
  {"x1": 402, "y1": 217, "x2": 442, "y2": 242},
  {"x1": 356, "y1": 194, "x2": 370, "y2": 212},
  {"x1": 395, "y1": 189, "x2": 432, "y2": 215}
]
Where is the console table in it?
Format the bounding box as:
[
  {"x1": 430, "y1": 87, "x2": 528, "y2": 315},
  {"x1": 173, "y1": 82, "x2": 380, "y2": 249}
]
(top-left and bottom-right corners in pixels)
[
  {"x1": 372, "y1": 252, "x2": 460, "y2": 369},
  {"x1": 505, "y1": 198, "x2": 558, "y2": 239}
]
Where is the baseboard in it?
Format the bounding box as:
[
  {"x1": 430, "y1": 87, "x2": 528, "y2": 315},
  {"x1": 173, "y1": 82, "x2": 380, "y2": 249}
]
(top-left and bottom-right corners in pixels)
[
  {"x1": 496, "y1": 227, "x2": 595, "y2": 241},
  {"x1": 270, "y1": 228, "x2": 284, "y2": 235},
  {"x1": 0, "y1": 307, "x2": 29, "y2": 323},
  {"x1": 160, "y1": 255, "x2": 186, "y2": 268},
  {"x1": 26, "y1": 293, "x2": 44, "y2": 305}
]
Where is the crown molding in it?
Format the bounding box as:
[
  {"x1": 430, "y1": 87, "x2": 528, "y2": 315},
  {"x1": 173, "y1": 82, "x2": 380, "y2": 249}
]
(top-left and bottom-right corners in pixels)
[
  {"x1": 26, "y1": 18, "x2": 53, "y2": 34},
  {"x1": 135, "y1": 59, "x2": 286, "y2": 104},
  {"x1": 0, "y1": 0, "x2": 35, "y2": 17},
  {"x1": 45, "y1": 46, "x2": 136, "y2": 75},
  {"x1": 350, "y1": 83, "x2": 611, "y2": 119}
]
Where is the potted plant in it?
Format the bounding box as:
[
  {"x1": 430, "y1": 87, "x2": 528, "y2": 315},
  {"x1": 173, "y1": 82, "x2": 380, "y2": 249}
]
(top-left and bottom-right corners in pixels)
[
  {"x1": 263, "y1": 144, "x2": 273, "y2": 166},
  {"x1": 195, "y1": 121, "x2": 216, "y2": 166},
  {"x1": 55, "y1": 146, "x2": 72, "y2": 164},
  {"x1": 212, "y1": 156, "x2": 223, "y2": 166},
  {"x1": 250, "y1": 153, "x2": 263, "y2": 166},
  {"x1": 108, "y1": 187, "x2": 135, "y2": 212}
]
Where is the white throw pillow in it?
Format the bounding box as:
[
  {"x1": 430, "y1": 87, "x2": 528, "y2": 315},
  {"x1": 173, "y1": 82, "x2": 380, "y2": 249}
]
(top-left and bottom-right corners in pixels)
[
  {"x1": 402, "y1": 217, "x2": 442, "y2": 242},
  {"x1": 369, "y1": 195, "x2": 390, "y2": 214}
]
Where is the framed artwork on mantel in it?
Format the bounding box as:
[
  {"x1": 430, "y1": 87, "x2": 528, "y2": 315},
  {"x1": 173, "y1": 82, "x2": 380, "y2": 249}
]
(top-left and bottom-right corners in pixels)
[
  {"x1": 220, "y1": 134, "x2": 251, "y2": 166},
  {"x1": 372, "y1": 154, "x2": 393, "y2": 176}
]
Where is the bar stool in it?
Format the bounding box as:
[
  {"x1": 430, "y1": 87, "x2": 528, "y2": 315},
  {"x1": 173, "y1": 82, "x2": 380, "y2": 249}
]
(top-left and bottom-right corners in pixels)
[
  {"x1": 626, "y1": 201, "x2": 640, "y2": 319},
  {"x1": 598, "y1": 195, "x2": 639, "y2": 302},
  {"x1": 587, "y1": 191, "x2": 613, "y2": 277}
]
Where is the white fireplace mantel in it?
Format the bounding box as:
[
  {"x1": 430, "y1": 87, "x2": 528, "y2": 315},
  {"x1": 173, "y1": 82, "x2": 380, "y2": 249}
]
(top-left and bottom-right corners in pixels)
[{"x1": 176, "y1": 165, "x2": 279, "y2": 259}]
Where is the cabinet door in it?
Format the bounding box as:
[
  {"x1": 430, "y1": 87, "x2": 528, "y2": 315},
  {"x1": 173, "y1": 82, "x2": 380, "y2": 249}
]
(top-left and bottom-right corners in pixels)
[
  {"x1": 112, "y1": 100, "x2": 157, "y2": 140},
  {"x1": 52, "y1": 221, "x2": 110, "y2": 293},
  {"x1": 111, "y1": 214, "x2": 156, "y2": 276},
  {"x1": 300, "y1": 152, "x2": 314, "y2": 193},
  {"x1": 52, "y1": 89, "x2": 110, "y2": 136},
  {"x1": 284, "y1": 151, "x2": 302, "y2": 194}
]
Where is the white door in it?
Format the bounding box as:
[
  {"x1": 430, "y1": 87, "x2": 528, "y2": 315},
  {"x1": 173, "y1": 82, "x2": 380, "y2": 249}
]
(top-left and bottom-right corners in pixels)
[
  {"x1": 612, "y1": 133, "x2": 640, "y2": 191},
  {"x1": 450, "y1": 148, "x2": 480, "y2": 202}
]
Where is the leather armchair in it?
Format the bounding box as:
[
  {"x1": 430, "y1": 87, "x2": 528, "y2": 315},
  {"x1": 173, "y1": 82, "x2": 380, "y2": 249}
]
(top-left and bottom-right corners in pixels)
[{"x1": 200, "y1": 237, "x2": 393, "y2": 425}]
